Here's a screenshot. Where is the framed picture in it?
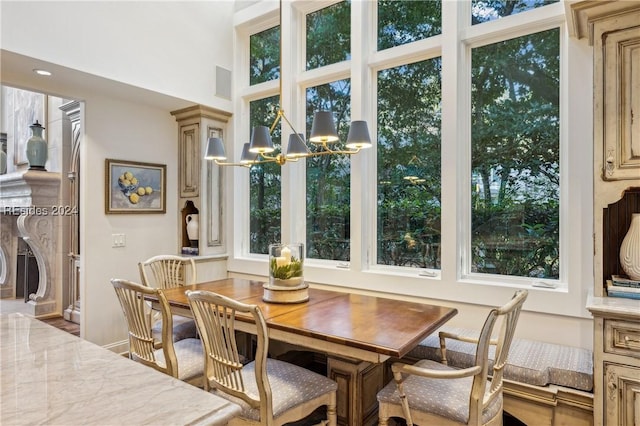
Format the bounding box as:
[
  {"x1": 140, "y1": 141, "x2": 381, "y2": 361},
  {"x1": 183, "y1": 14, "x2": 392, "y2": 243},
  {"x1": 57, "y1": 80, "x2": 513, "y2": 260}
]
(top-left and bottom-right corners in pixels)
[{"x1": 105, "y1": 159, "x2": 166, "y2": 214}]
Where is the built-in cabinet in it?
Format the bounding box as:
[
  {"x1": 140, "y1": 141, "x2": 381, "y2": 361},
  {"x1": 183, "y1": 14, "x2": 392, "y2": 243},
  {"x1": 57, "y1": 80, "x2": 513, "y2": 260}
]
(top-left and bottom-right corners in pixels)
[
  {"x1": 587, "y1": 299, "x2": 640, "y2": 426},
  {"x1": 171, "y1": 105, "x2": 231, "y2": 277},
  {"x1": 568, "y1": 1, "x2": 640, "y2": 425}
]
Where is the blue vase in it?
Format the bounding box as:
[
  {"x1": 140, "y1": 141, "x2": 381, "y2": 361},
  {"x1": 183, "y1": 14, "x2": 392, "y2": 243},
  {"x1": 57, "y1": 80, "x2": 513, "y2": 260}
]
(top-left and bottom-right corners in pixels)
[{"x1": 26, "y1": 121, "x2": 47, "y2": 171}]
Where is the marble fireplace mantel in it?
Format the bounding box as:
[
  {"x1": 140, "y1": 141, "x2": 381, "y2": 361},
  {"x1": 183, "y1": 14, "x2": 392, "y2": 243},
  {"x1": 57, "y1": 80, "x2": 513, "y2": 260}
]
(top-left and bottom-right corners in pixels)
[{"x1": 0, "y1": 170, "x2": 62, "y2": 317}]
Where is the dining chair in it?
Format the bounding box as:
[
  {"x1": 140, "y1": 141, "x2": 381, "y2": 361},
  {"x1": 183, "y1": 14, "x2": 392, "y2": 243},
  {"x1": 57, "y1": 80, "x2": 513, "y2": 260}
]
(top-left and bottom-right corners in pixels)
[
  {"x1": 110, "y1": 278, "x2": 204, "y2": 387},
  {"x1": 377, "y1": 289, "x2": 528, "y2": 426},
  {"x1": 138, "y1": 254, "x2": 197, "y2": 289},
  {"x1": 186, "y1": 289, "x2": 338, "y2": 426},
  {"x1": 138, "y1": 254, "x2": 198, "y2": 342}
]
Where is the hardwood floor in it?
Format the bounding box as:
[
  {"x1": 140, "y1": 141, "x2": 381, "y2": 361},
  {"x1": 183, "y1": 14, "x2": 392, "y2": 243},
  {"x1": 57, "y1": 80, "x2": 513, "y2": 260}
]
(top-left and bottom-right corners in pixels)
[
  {"x1": 1, "y1": 297, "x2": 80, "y2": 336},
  {"x1": 39, "y1": 316, "x2": 80, "y2": 336}
]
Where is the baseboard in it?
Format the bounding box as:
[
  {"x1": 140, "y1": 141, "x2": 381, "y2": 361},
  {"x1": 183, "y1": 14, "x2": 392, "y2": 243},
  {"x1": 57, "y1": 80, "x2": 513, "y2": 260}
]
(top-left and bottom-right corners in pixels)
[{"x1": 103, "y1": 339, "x2": 128, "y2": 356}]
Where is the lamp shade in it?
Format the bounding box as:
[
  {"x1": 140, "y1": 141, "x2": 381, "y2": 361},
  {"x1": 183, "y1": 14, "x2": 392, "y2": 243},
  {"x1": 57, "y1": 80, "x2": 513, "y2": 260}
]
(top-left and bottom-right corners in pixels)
[
  {"x1": 240, "y1": 143, "x2": 258, "y2": 164},
  {"x1": 249, "y1": 125, "x2": 275, "y2": 153},
  {"x1": 345, "y1": 121, "x2": 372, "y2": 150},
  {"x1": 309, "y1": 111, "x2": 339, "y2": 144},
  {"x1": 285, "y1": 133, "x2": 310, "y2": 158},
  {"x1": 204, "y1": 137, "x2": 227, "y2": 160}
]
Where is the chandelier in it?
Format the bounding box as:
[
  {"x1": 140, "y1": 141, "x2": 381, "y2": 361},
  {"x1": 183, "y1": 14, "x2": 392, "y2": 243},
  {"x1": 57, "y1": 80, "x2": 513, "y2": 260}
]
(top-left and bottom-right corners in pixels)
[{"x1": 204, "y1": 1, "x2": 372, "y2": 168}]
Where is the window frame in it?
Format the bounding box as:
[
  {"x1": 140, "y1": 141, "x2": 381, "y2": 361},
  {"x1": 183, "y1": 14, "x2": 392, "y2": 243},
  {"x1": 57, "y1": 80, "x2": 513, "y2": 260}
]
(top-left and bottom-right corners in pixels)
[{"x1": 229, "y1": 0, "x2": 593, "y2": 319}]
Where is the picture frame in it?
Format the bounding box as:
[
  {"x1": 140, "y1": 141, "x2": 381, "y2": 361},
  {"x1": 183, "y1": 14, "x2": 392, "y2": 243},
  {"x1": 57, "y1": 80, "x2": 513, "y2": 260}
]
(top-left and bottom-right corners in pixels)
[{"x1": 105, "y1": 159, "x2": 166, "y2": 214}]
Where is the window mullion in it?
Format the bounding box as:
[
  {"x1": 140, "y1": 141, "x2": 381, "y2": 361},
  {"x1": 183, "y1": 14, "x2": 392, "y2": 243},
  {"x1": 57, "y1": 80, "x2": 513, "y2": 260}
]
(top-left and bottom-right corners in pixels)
[{"x1": 440, "y1": 0, "x2": 469, "y2": 283}]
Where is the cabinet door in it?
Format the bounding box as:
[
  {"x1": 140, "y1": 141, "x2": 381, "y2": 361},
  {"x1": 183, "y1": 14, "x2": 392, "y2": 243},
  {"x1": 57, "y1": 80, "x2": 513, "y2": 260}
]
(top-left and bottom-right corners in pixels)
[
  {"x1": 604, "y1": 363, "x2": 640, "y2": 425},
  {"x1": 179, "y1": 122, "x2": 200, "y2": 197},
  {"x1": 600, "y1": 17, "x2": 640, "y2": 181}
]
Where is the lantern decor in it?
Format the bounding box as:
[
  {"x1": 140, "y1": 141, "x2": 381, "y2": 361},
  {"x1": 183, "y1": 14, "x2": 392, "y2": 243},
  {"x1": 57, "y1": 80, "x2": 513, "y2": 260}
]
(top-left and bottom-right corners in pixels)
[{"x1": 263, "y1": 243, "x2": 309, "y2": 303}]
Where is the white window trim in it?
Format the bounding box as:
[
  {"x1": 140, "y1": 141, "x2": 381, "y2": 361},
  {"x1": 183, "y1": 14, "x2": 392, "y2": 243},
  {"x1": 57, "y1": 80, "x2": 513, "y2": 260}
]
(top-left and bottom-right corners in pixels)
[{"x1": 229, "y1": 0, "x2": 594, "y2": 319}]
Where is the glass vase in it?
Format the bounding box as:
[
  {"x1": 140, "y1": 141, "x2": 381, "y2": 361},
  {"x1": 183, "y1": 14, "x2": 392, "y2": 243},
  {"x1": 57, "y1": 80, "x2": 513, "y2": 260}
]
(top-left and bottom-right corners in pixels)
[{"x1": 268, "y1": 243, "x2": 304, "y2": 288}]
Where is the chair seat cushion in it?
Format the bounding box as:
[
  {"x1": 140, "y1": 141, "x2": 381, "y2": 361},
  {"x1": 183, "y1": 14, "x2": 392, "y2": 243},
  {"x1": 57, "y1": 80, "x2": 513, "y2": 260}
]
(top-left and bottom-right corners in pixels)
[
  {"x1": 212, "y1": 358, "x2": 337, "y2": 421},
  {"x1": 152, "y1": 315, "x2": 198, "y2": 343},
  {"x1": 377, "y1": 359, "x2": 502, "y2": 424},
  {"x1": 407, "y1": 326, "x2": 593, "y2": 391},
  {"x1": 155, "y1": 337, "x2": 204, "y2": 381}
]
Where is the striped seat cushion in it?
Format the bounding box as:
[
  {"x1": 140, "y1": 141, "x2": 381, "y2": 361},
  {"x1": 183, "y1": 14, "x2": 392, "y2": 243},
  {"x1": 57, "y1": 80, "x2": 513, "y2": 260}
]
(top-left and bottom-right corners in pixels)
[{"x1": 407, "y1": 326, "x2": 593, "y2": 392}]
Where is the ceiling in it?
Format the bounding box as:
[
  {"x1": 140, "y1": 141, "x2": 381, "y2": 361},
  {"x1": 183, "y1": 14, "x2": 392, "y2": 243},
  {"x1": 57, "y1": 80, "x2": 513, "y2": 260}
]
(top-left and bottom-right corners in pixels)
[{"x1": 1, "y1": 50, "x2": 194, "y2": 111}]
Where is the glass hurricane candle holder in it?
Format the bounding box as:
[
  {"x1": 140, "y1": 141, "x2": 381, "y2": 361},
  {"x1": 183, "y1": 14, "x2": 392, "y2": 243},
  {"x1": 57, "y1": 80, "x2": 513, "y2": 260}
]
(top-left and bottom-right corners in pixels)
[{"x1": 268, "y1": 243, "x2": 304, "y2": 288}]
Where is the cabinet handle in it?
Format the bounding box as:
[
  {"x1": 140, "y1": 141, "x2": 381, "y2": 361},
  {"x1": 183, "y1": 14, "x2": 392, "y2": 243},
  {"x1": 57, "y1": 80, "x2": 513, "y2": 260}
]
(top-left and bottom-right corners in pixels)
[{"x1": 624, "y1": 335, "x2": 640, "y2": 344}]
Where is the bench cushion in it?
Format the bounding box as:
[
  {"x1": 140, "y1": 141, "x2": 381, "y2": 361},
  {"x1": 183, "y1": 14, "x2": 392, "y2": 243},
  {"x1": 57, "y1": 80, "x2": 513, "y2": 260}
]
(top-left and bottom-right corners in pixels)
[{"x1": 407, "y1": 326, "x2": 593, "y2": 392}]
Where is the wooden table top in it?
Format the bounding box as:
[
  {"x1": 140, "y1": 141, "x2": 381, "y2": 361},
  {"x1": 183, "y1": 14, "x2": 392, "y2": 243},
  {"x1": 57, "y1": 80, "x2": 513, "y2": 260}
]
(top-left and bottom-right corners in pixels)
[{"x1": 157, "y1": 278, "x2": 457, "y2": 359}]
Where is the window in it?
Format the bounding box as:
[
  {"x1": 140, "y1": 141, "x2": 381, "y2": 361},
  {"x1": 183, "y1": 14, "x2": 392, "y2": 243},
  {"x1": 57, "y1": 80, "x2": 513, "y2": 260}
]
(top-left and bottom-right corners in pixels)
[
  {"x1": 249, "y1": 97, "x2": 281, "y2": 255},
  {"x1": 471, "y1": 0, "x2": 559, "y2": 24},
  {"x1": 236, "y1": 0, "x2": 577, "y2": 309},
  {"x1": 377, "y1": 0, "x2": 441, "y2": 50},
  {"x1": 306, "y1": 1, "x2": 351, "y2": 70},
  {"x1": 377, "y1": 59, "x2": 442, "y2": 269},
  {"x1": 470, "y1": 28, "x2": 560, "y2": 279},
  {"x1": 250, "y1": 26, "x2": 280, "y2": 85},
  {"x1": 306, "y1": 80, "x2": 352, "y2": 261}
]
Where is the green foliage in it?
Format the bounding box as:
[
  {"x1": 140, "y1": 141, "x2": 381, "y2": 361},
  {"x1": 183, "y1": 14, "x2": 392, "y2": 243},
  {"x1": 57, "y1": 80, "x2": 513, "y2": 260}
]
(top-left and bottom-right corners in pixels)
[
  {"x1": 270, "y1": 257, "x2": 303, "y2": 280},
  {"x1": 306, "y1": 1, "x2": 351, "y2": 69},
  {"x1": 250, "y1": 26, "x2": 280, "y2": 85},
  {"x1": 378, "y1": 0, "x2": 441, "y2": 50}
]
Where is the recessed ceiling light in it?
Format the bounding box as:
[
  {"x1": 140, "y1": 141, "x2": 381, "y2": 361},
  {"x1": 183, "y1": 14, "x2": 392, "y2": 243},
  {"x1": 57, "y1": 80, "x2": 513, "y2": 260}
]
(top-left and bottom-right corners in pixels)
[{"x1": 33, "y1": 69, "x2": 52, "y2": 76}]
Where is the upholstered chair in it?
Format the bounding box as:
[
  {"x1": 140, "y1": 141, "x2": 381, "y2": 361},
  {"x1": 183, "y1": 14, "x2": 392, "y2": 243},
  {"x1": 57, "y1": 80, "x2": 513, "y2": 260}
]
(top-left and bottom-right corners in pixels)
[
  {"x1": 111, "y1": 278, "x2": 204, "y2": 386},
  {"x1": 186, "y1": 289, "x2": 338, "y2": 426},
  {"x1": 377, "y1": 290, "x2": 528, "y2": 426},
  {"x1": 138, "y1": 255, "x2": 198, "y2": 342}
]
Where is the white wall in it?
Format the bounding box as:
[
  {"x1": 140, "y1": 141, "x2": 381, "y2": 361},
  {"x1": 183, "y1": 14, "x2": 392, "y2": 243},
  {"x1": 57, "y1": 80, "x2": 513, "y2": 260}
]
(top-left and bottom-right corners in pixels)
[
  {"x1": 0, "y1": 1, "x2": 234, "y2": 112},
  {"x1": 0, "y1": 0, "x2": 235, "y2": 348},
  {"x1": 78, "y1": 93, "x2": 181, "y2": 347}
]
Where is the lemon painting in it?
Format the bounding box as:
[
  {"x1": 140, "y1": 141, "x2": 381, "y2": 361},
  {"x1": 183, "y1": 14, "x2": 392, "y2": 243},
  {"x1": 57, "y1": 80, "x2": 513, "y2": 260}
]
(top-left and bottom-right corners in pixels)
[{"x1": 106, "y1": 159, "x2": 166, "y2": 213}]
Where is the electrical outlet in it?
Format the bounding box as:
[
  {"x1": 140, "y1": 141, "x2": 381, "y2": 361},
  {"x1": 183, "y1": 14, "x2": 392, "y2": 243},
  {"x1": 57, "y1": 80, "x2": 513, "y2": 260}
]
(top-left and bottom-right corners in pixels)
[{"x1": 112, "y1": 233, "x2": 126, "y2": 247}]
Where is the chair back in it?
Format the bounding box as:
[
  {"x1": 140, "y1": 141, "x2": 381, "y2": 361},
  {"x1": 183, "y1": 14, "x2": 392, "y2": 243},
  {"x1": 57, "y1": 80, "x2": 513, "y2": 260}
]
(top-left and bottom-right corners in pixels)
[
  {"x1": 138, "y1": 255, "x2": 197, "y2": 289},
  {"x1": 186, "y1": 290, "x2": 273, "y2": 419},
  {"x1": 110, "y1": 278, "x2": 178, "y2": 377},
  {"x1": 469, "y1": 289, "x2": 528, "y2": 425}
]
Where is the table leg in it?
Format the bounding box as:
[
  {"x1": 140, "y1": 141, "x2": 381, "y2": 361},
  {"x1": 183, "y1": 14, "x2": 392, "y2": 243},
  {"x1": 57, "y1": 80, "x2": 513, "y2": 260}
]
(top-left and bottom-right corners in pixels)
[{"x1": 328, "y1": 356, "x2": 384, "y2": 426}]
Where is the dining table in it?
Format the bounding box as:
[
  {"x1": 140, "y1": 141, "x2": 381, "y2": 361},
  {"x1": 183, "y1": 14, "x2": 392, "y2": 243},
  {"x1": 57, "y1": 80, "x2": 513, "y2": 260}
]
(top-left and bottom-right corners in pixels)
[{"x1": 153, "y1": 277, "x2": 458, "y2": 426}]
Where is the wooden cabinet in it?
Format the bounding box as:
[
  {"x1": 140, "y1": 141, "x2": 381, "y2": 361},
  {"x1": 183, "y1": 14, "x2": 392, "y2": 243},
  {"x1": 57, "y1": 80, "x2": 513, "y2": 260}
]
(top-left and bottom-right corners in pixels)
[
  {"x1": 588, "y1": 299, "x2": 640, "y2": 426},
  {"x1": 171, "y1": 105, "x2": 231, "y2": 256},
  {"x1": 603, "y1": 362, "x2": 640, "y2": 425},
  {"x1": 568, "y1": 1, "x2": 640, "y2": 181},
  {"x1": 588, "y1": 301, "x2": 640, "y2": 426}
]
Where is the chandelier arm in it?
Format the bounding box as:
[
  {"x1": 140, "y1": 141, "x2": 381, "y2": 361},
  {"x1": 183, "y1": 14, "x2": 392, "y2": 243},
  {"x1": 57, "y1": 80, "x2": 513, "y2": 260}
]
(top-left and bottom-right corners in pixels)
[
  {"x1": 308, "y1": 148, "x2": 361, "y2": 158},
  {"x1": 213, "y1": 160, "x2": 252, "y2": 168},
  {"x1": 258, "y1": 153, "x2": 279, "y2": 162},
  {"x1": 279, "y1": 111, "x2": 305, "y2": 144},
  {"x1": 269, "y1": 110, "x2": 284, "y2": 134}
]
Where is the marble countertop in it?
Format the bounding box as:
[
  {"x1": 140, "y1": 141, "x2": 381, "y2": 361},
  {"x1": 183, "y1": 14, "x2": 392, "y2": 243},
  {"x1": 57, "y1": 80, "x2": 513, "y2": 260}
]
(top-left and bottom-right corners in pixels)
[
  {"x1": 0, "y1": 313, "x2": 241, "y2": 425},
  {"x1": 586, "y1": 291, "x2": 640, "y2": 320}
]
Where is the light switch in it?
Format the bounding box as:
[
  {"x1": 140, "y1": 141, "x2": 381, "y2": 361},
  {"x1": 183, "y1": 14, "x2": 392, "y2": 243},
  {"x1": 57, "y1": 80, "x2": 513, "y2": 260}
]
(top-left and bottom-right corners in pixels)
[{"x1": 112, "y1": 233, "x2": 126, "y2": 247}]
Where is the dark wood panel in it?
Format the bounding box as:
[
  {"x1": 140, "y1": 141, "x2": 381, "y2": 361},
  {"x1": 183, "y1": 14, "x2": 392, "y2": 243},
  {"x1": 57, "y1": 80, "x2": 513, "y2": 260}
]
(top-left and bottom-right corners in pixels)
[{"x1": 603, "y1": 187, "x2": 640, "y2": 289}]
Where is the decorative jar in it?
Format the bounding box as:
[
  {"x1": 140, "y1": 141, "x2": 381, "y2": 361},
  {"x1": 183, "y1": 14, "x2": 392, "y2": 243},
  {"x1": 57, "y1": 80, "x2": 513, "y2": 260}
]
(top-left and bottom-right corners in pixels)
[
  {"x1": 26, "y1": 121, "x2": 47, "y2": 170},
  {"x1": 620, "y1": 213, "x2": 640, "y2": 280},
  {"x1": 186, "y1": 214, "x2": 199, "y2": 248},
  {"x1": 269, "y1": 243, "x2": 304, "y2": 288}
]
